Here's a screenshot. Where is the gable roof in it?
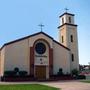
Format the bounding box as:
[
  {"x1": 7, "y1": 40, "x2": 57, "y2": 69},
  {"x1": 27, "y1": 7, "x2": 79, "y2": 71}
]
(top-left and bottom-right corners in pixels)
[
  {"x1": 59, "y1": 12, "x2": 74, "y2": 18},
  {"x1": 0, "y1": 31, "x2": 70, "y2": 51}
]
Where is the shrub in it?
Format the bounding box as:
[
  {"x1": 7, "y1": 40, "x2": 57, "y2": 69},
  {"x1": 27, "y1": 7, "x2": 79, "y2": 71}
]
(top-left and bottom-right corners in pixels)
[
  {"x1": 14, "y1": 67, "x2": 19, "y2": 73},
  {"x1": 4, "y1": 71, "x2": 16, "y2": 76},
  {"x1": 57, "y1": 68, "x2": 63, "y2": 76},
  {"x1": 77, "y1": 75, "x2": 86, "y2": 79},
  {"x1": 19, "y1": 71, "x2": 27, "y2": 76},
  {"x1": 72, "y1": 69, "x2": 79, "y2": 76},
  {"x1": 14, "y1": 67, "x2": 19, "y2": 76}
]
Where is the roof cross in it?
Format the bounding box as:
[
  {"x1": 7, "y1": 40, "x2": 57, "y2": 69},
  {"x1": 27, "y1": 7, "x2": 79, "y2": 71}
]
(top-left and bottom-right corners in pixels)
[
  {"x1": 65, "y1": 8, "x2": 69, "y2": 13},
  {"x1": 38, "y1": 24, "x2": 44, "y2": 32}
]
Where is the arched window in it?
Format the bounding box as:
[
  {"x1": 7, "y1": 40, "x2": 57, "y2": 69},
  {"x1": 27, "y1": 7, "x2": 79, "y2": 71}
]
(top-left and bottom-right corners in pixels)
[
  {"x1": 69, "y1": 17, "x2": 71, "y2": 23},
  {"x1": 71, "y1": 54, "x2": 74, "y2": 62},
  {"x1": 61, "y1": 36, "x2": 64, "y2": 43},
  {"x1": 71, "y1": 35, "x2": 73, "y2": 42},
  {"x1": 62, "y1": 18, "x2": 64, "y2": 24}
]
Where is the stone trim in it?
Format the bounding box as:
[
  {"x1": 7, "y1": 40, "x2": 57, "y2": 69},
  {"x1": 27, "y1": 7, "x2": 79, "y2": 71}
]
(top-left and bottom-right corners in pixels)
[
  {"x1": 58, "y1": 23, "x2": 77, "y2": 29},
  {"x1": 30, "y1": 47, "x2": 34, "y2": 76},
  {"x1": 49, "y1": 48, "x2": 53, "y2": 76}
]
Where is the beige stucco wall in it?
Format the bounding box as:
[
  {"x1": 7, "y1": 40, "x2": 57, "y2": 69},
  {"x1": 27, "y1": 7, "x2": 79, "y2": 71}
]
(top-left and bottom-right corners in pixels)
[
  {"x1": 4, "y1": 39, "x2": 30, "y2": 74},
  {"x1": 67, "y1": 25, "x2": 79, "y2": 70},
  {"x1": 59, "y1": 25, "x2": 67, "y2": 46},
  {"x1": 2, "y1": 33, "x2": 53, "y2": 75},
  {"x1": 1, "y1": 33, "x2": 53, "y2": 76},
  {"x1": 0, "y1": 47, "x2": 5, "y2": 76},
  {"x1": 59, "y1": 25, "x2": 79, "y2": 71},
  {"x1": 53, "y1": 42, "x2": 70, "y2": 74},
  {"x1": 0, "y1": 33, "x2": 71, "y2": 77}
]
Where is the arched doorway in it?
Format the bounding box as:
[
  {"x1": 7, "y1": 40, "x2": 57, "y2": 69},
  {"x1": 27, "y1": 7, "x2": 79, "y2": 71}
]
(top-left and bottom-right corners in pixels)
[{"x1": 30, "y1": 39, "x2": 53, "y2": 80}]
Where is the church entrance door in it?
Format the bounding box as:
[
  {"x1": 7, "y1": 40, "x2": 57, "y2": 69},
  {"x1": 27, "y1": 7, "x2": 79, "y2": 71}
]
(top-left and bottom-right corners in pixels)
[{"x1": 35, "y1": 66, "x2": 46, "y2": 80}]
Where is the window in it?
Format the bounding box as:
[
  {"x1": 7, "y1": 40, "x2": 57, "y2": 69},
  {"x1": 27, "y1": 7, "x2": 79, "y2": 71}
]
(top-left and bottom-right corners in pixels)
[
  {"x1": 69, "y1": 17, "x2": 71, "y2": 23},
  {"x1": 35, "y1": 42, "x2": 46, "y2": 54},
  {"x1": 62, "y1": 18, "x2": 64, "y2": 24},
  {"x1": 71, "y1": 54, "x2": 74, "y2": 62},
  {"x1": 61, "y1": 36, "x2": 64, "y2": 43},
  {"x1": 71, "y1": 35, "x2": 73, "y2": 42}
]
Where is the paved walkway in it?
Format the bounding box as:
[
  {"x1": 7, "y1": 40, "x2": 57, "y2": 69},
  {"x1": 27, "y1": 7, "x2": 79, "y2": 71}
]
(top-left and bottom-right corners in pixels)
[
  {"x1": 0, "y1": 80, "x2": 90, "y2": 90},
  {"x1": 40, "y1": 80, "x2": 90, "y2": 90}
]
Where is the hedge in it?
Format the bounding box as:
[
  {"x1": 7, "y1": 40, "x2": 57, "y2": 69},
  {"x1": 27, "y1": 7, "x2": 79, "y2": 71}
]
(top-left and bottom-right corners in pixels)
[
  {"x1": 19, "y1": 71, "x2": 27, "y2": 76},
  {"x1": 4, "y1": 71, "x2": 16, "y2": 76}
]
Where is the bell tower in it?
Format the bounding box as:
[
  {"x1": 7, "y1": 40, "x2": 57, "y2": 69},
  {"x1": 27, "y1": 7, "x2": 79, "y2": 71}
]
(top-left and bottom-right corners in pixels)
[{"x1": 58, "y1": 12, "x2": 79, "y2": 71}]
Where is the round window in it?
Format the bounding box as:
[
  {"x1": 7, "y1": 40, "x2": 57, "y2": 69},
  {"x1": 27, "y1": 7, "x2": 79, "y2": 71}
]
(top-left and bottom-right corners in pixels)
[{"x1": 35, "y1": 42, "x2": 46, "y2": 54}]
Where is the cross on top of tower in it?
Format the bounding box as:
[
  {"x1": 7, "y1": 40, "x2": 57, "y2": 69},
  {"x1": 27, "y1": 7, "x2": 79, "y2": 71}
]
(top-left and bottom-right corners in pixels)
[
  {"x1": 38, "y1": 24, "x2": 44, "y2": 32},
  {"x1": 64, "y1": 8, "x2": 69, "y2": 13}
]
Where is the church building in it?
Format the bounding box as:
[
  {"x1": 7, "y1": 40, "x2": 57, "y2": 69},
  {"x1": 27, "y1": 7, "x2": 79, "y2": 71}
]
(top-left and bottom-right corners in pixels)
[{"x1": 0, "y1": 12, "x2": 79, "y2": 80}]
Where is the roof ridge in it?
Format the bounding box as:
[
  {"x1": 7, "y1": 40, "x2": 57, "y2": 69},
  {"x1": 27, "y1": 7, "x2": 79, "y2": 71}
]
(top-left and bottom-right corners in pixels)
[{"x1": 0, "y1": 31, "x2": 53, "y2": 50}]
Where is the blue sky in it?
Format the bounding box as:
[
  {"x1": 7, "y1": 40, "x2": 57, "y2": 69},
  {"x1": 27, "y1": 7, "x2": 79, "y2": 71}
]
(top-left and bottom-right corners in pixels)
[{"x1": 0, "y1": 0, "x2": 90, "y2": 65}]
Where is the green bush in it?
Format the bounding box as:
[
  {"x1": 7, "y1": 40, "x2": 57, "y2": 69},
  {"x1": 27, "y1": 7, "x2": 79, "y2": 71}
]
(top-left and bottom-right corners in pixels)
[
  {"x1": 19, "y1": 71, "x2": 27, "y2": 76},
  {"x1": 4, "y1": 71, "x2": 16, "y2": 76},
  {"x1": 14, "y1": 67, "x2": 19, "y2": 73},
  {"x1": 4, "y1": 67, "x2": 28, "y2": 77},
  {"x1": 76, "y1": 75, "x2": 86, "y2": 79},
  {"x1": 14, "y1": 67, "x2": 19, "y2": 76},
  {"x1": 72, "y1": 69, "x2": 79, "y2": 76},
  {"x1": 57, "y1": 68, "x2": 63, "y2": 76}
]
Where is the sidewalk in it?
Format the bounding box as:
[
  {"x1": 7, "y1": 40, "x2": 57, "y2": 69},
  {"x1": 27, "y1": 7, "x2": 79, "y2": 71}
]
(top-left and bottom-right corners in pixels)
[
  {"x1": 40, "y1": 80, "x2": 90, "y2": 90},
  {"x1": 0, "y1": 80, "x2": 90, "y2": 90}
]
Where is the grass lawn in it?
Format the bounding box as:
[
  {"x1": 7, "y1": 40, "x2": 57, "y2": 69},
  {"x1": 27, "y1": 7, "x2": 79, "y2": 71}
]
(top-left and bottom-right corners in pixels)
[
  {"x1": 80, "y1": 80, "x2": 90, "y2": 83},
  {"x1": 0, "y1": 84, "x2": 59, "y2": 90}
]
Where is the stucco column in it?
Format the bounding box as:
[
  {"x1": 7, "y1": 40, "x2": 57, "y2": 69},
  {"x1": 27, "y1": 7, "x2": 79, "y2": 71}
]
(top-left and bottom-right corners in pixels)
[
  {"x1": 49, "y1": 48, "x2": 53, "y2": 76},
  {"x1": 30, "y1": 47, "x2": 34, "y2": 76}
]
